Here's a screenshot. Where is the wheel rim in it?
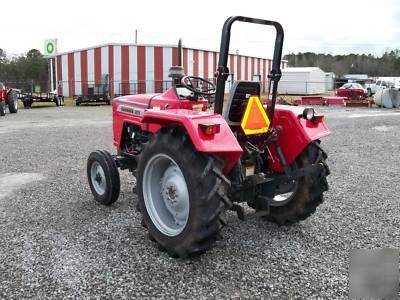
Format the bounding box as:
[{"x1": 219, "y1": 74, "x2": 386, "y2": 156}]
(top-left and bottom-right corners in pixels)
[
  {"x1": 143, "y1": 154, "x2": 190, "y2": 237},
  {"x1": 90, "y1": 161, "x2": 106, "y2": 195},
  {"x1": 270, "y1": 179, "x2": 298, "y2": 207},
  {"x1": 270, "y1": 160, "x2": 300, "y2": 207}
]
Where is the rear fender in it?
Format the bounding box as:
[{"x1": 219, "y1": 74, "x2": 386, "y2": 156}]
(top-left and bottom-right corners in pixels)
[
  {"x1": 267, "y1": 107, "x2": 331, "y2": 172},
  {"x1": 142, "y1": 109, "x2": 243, "y2": 174}
]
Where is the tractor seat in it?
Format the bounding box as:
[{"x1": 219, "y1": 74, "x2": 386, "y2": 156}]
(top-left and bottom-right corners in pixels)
[{"x1": 223, "y1": 80, "x2": 261, "y2": 126}]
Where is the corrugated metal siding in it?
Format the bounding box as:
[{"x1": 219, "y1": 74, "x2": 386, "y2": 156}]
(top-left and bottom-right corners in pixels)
[
  {"x1": 278, "y1": 68, "x2": 326, "y2": 95},
  {"x1": 55, "y1": 44, "x2": 280, "y2": 97}
]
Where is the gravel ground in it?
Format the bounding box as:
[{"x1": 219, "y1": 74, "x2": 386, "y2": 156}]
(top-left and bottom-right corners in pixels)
[{"x1": 0, "y1": 105, "x2": 399, "y2": 299}]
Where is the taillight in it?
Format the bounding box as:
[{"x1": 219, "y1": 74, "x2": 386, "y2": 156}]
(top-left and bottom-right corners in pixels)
[
  {"x1": 199, "y1": 123, "x2": 220, "y2": 135},
  {"x1": 192, "y1": 103, "x2": 204, "y2": 112},
  {"x1": 313, "y1": 115, "x2": 325, "y2": 123}
]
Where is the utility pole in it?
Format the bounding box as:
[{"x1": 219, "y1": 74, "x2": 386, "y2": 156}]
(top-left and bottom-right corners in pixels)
[{"x1": 135, "y1": 29, "x2": 138, "y2": 44}]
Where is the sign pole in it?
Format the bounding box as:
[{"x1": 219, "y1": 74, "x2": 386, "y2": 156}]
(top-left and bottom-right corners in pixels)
[
  {"x1": 49, "y1": 58, "x2": 54, "y2": 91},
  {"x1": 44, "y1": 39, "x2": 57, "y2": 93}
]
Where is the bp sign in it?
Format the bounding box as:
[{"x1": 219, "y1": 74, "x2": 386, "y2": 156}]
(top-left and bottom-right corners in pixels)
[{"x1": 44, "y1": 39, "x2": 57, "y2": 56}]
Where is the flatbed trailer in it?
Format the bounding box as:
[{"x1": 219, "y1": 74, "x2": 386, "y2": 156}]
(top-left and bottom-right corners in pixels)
[
  {"x1": 293, "y1": 96, "x2": 345, "y2": 106},
  {"x1": 74, "y1": 77, "x2": 111, "y2": 106},
  {"x1": 19, "y1": 92, "x2": 64, "y2": 108},
  {"x1": 73, "y1": 90, "x2": 110, "y2": 106}
]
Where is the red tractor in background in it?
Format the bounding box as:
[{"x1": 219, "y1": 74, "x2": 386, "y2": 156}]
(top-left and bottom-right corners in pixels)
[
  {"x1": 87, "y1": 16, "x2": 331, "y2": 258},
  {"x1": 0, "y1": 82, "x2": 18, "y2": 116}
]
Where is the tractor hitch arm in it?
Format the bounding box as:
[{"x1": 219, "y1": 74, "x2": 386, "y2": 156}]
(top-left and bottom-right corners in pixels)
[{"x1": 232, "y1": 162, "x2": 328, "y2": 194}]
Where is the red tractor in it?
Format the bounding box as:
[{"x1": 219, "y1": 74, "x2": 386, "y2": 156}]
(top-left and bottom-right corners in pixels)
[
  {"x1": 0, "y1": 82, "x2": 19, "y2": 116},
  {"x1": 87, "y1": 16, "x2": 331, "y2": 258}
]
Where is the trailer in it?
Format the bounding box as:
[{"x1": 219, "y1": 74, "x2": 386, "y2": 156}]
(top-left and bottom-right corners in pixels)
[
  {"x1": 73, "y1": 75, "x2": 111, "y2": 106},
  {"x1": 293, "y1": 96, "x2": 345, "y2": 106},
  {"x1": 20, "y1": 90, "x2": 64, "y2": 108}
]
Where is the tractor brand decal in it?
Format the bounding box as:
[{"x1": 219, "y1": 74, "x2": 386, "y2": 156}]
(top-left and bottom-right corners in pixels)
[
  {"x1": 117, "y1": 105, "x2": 144, "y2": 117},
  {"x1": 240, "y1": 96, "x2": 270, "y2": 135}
]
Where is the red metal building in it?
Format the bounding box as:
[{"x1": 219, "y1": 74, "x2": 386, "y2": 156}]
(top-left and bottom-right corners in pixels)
[{"x1": 55, "y1": 43, "x2": 287, "y2": 97}]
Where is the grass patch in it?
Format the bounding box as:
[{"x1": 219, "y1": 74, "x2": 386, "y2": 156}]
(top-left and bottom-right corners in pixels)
[{"x1": 16, "y1": 97, "x2": 75, "y2": 109}]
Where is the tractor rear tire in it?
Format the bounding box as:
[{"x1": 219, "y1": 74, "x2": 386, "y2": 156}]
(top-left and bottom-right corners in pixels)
[
  {"x1": 265, "y1": 142, "x2": 329, "y2": 225},
  {"x1": 87, "y1": 150, "x2": 120, "y2": 205},
  {"x1": 7, "y1": 91, "x2": 18, "y2": 113},
  {"x1": 0, "y1": 101, "x2": 5, "y2": 116},
  {"x1": 137, "y1": 128, "x2": 230, "y2": 258}
]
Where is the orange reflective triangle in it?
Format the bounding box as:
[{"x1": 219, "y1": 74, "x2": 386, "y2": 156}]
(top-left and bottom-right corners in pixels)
[{"x1": 241, "y1": 96, "x2": 270, "y2": 135}]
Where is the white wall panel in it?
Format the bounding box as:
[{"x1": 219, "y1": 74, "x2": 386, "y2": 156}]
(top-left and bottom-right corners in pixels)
[
  {"x1": 198, "y1": 51, "x2": 204, "y2": 78},
  {"x1": 87, "y1": 49, "x2": 94, "y2": 83},
  {"x1": 101, "y1": 46, "x2": 109, "y2": 76},
  {"x1": 129, "y1": 46, "x2": 137, "y2": 82},
  {"x1": 145, "y1": 46, "x2": 154, "y2": 92},
  {"x1": 208, "y1": 52, "x2": 213, "y2": 79},
  {"x1": 61, "y1": 54, "x2": 69, "y2": 96},
  {"x1": 163, "y1": 47, "x2": 172, "y2": 81},
  {"x1": 113, "y1": 45, "x2": 121, "y2": 94},
  {"x1": 74, "y1": 52, "x2": 81, "y2": 95},
  {"x1": 187, "y1": 49, "x2": 193, "y2": 76}
]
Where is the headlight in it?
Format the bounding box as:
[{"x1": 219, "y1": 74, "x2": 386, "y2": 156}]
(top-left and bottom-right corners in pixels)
[{"x1": 302, "y1": 108, "x2": 315, "y2": 121}]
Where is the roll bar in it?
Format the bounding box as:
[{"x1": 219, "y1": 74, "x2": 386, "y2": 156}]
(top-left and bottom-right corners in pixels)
[{"x1": 214, "y1": 16, "x2": 284, "y2": 123}]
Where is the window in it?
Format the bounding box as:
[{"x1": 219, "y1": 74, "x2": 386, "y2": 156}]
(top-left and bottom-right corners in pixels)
[{"x1": 341, "y1": 83, "x2": 352, "y2": 89}]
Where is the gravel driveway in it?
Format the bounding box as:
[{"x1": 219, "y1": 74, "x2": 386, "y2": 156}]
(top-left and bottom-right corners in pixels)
[{"x1": 0, "y1": 105, "x2": 399, "y2": 299}]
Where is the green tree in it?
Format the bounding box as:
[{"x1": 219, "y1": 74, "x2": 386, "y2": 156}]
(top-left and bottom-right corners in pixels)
[
  {"x1": 0, "y1": 49, "x2": 49, "y2": 91},
  {"x1": 283, "y1": 51, "x2": 400, "y2": 77}
]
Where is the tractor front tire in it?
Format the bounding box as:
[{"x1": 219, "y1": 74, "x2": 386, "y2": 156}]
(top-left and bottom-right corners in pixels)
[
  {"x1": 266, "y1": 142, "x2": 329, "y2": 225},
  {"x1": 0, "y1": 101, "x2": 5, "y2": 116},
  {"x1": 87, "y1": 150, "x2": 120, "y2": 205},
  {"x1": 7, "y1": 91, "x2": 18, "y2": 113},
  {"x1": 137, "y1": 128, "x2": 230, "y2": 258}
]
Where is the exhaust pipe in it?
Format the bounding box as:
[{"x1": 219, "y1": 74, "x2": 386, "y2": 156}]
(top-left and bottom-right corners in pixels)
[{"x1": 168, "y1": 38, "x2": 185, "y2": 86}]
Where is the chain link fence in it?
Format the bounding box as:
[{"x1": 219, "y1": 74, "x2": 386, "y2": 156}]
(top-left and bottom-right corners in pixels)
[
  {"x1": 55, "y1": 79, "x2": 228, "y2": 98},
  {"x1": 0, "y1": 80, "x2": 51, "y2": 94},
  {"x1": 4, "y1": 77, "x2": 259, "y2": 98}
]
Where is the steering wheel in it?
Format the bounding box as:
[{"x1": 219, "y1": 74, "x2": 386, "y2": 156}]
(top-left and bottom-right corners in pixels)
[{"x1": 181, "y1": 76, "x2": 216, "y2": 96}]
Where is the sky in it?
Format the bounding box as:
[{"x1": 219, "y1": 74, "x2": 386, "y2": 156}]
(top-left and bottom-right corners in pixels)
[{"x1": 1, "y1": 0, "x2": 400, "y2": 59}]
